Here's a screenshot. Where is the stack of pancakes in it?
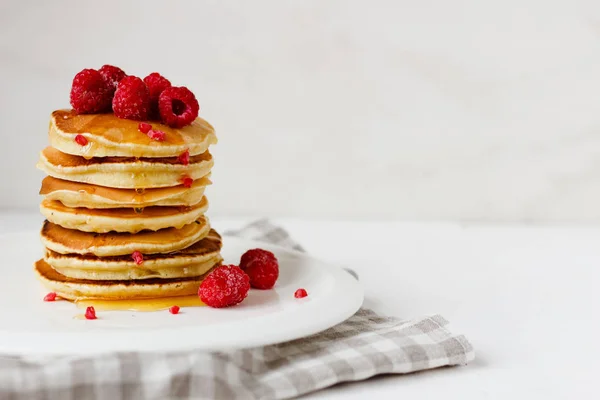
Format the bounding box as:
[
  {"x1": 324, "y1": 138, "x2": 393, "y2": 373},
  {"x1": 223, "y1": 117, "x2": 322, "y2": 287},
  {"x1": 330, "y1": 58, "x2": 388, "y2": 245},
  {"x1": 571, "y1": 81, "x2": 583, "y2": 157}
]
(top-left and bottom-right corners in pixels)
[{"x1": 34, "y1": 110, "x2": 221, "y2": 300}]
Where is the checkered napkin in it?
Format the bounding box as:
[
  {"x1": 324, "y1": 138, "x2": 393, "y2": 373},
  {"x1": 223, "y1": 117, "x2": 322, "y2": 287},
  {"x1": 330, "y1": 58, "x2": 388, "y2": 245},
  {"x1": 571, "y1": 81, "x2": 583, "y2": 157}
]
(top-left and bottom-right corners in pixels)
[{"x1": 0, "y1": 219, "x2": 474, "y2": 400}]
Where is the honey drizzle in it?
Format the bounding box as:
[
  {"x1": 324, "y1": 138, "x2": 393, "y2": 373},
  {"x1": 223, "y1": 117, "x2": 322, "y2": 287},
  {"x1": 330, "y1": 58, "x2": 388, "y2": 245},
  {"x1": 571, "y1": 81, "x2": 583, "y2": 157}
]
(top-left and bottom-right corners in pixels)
[
  {"x1": 74, "y1": 295, "x2": 205, "y2": 312},
  {"x1": 53, "y1": 110, "x2": 190, "y2": 145}
]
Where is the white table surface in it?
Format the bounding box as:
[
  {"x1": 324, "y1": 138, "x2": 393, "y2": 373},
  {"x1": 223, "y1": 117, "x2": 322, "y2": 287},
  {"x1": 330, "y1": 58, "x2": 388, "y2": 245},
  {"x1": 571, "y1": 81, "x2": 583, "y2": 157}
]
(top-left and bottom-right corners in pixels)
[{"x1": 1, "y1": 211, "x2": 598, "y2": 399}]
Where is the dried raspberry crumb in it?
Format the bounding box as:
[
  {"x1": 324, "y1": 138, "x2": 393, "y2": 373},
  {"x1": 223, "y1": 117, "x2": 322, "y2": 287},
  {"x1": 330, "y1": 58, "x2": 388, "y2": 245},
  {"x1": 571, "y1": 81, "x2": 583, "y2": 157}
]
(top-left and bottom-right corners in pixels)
[
  {"x1": 74, "y1": 134, "x2": 88, "y2": 146},
  {"x1": 138, "y1": 122, "x2": 152, "y2": 134},
  {"x1": 198, "y1": 265, "x2": 250, "y2": 308},
  {"x1": 70, "y1": 68, "x2": 112, "y2": 114},
  {"x1": 147, "y1": 129, "x2": 166, "y2": 141},
  {"x1": 158, "y1": 86, "x2": 199, "y2": 128},
  {"x1": 98, "y1": 65, "x2": 127, "y2": 95},
  {"x1": 43, "y1": 292, "x2": 57, "y2": 302},
  {"x1": 132, "y1": 251, "x2": 144, "y2": 265},
  {"x1": 294, "y1": 288, "x2": 308, "y2": 298},
  {"x1": 239, "y1": 249, "x2": 279, "y2": 290},
  {"x1": 181, "y1": 176, "x2": 193, "y2": 188},
  {"x1": 178, "y1": 149, "x2": 190, "y2": 165},
  {"x1": 113, "y1": 76, "x2": 150, "y2": 120},
  {"x1": 85, "y1": 306, "x2": 97, "y2": 320},
  {"x1": 144, "y1": 73, "x2": 171, "y2": 118},
  {"x1": 169, "y1": 305, "x2": 180, "y2": 314}
]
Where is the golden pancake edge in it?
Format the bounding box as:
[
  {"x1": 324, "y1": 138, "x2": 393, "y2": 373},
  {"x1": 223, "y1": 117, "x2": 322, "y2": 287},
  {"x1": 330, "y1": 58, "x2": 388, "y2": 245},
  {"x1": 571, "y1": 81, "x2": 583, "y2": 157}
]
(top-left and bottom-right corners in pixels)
[
  {"x1": 40, "y1": 197, "x2": 209, "y2": 233},
  {"x1": 40, "y1": 176, "x2": 210, "y2": 208},
  {"x1": 45, "y1": 230, "x2": 223, "y2": 280},
  {"x1": 35, "y1": 259, "x2": 218, "y2": 300},
  {"x1": 37, "y1": 146, "x2": 213, "y2": 189},
  {"x1": 40, "y1": 217, "x2": 212, "y2": 257}
]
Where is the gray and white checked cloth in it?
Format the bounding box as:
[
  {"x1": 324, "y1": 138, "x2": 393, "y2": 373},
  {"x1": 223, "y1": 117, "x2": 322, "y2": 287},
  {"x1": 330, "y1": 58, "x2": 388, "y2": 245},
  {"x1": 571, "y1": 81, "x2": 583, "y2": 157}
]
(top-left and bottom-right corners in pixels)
[{"x1": 0, "y1": 219, "x2": 474, "y2": 400}]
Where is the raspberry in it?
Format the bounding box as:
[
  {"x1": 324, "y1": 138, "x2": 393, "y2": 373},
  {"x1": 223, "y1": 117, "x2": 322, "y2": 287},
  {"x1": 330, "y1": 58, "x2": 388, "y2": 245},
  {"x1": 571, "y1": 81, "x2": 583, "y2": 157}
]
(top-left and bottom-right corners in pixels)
[
  {"x1": 158, "y1": 86, "x2": 199, "y2": 128},
  {"x1": 112, "y1": 76, "x2": 150, "y2": 120},
  {"x1": 198, "y1": 265, "x2": 250, "y2": 308},
  {"x1": 144, "y1": 73, "x2": 171, "y2": 118},
  {"x1": 70, "y1": 69, "x2": 112, "y2": 113},
  {"x1": 43, "y1": 292, "x2": 57, "y2": 302},
  {"x1": 181, "y1": 176, "x2": 193, "y2": 188},
  {"x1": 178, "y1": 149, "x2": 190, "y2": 165},
  {"x1": 169, "y1": 305, "x2": 180, "y2": 314},
  {"x1": 138, "y1": 122, "x2": 152, "y2": 134},
  {"x1": 294, "y1": 288, "x2": 308, "y2": 298},
  {"x1": 74, "y1": 134, "x2": 88, "y2": 146},
  {"x1": 99, "y1": 65, "x2": 127, "y2": 96},
  {"x1": 85, "y1": 306, "x2": 97, "y2": 320},
  {"x1": 239, "y1": 249, "x2": 279, "y2": 289},
  {"x1": 147, "y1": 129, "x2": 166, "y2": 141},
  {"x1": 240, "y1": 249, "x2": 276, "y2": 270},
  {"x1": 132, "y1": 251, "x2": 144, "y2": 265}
]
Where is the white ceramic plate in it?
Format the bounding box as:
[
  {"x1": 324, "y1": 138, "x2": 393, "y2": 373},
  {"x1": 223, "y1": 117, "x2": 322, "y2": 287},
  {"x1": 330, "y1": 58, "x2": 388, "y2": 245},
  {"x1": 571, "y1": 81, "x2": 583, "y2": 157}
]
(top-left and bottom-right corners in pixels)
[{"x1": 0, "y1": 231, "x2": 363, "y2": 356}]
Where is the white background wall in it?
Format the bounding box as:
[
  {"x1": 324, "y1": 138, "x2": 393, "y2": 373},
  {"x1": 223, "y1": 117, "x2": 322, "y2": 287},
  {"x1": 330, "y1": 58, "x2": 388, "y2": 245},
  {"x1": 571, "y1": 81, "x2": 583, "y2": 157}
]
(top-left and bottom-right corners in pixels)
[{"x1": 2, "y1": 0, "x2": 600, "y2": 221}]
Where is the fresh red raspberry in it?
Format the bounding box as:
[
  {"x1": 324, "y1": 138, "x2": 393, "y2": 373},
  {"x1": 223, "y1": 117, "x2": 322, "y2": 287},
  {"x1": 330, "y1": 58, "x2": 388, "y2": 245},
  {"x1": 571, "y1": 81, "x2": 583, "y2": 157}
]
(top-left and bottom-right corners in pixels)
[
  {"x1": 294, "y1": 288, "x2": 308, "y2": 298},
  {"x1": 158, "y1": 86, "x2": 199, "y2": 128},
  {"x1": 70, "y1": 69, "x2": 112, "y2": 114},
  {"x1": 147, "y1": 129, "x2": 166, "y2": 141},
  {"x1": 169, "y1": 305, "x2": 180, "y2": 314},
  {"x1": 85, "y1": 306, "x2": 97, "y2": 320},
  {"x1": 198, "y1": 265, "x2": 250, "y2": 308},
  {"x1": 240, "y1": 249, "x2": 276, "y2": 270},
  {"x1": 181, "y1": 176, "x2": 193, "y2": 188},
  {"x1": 99, "y1": 65, "x2": 127, "y2": 96},
  {"x1": 74, "y1": 134, "x2": 88, "y2": 146},
  {"x1": 112, "y1": 76, "x2": 150, "y2": 120},
  {"x1": 144, "y1": 73, "x2": 171, "y2": 118},
  {"x1": 239, "y1": 249, "x2": 279, "y2": 289},
  {"x1": 178, "y1": 149, "x2": 190, "y2": 165},
  {"x1": 138, "y1": 122, "x2": 152, "y2": 134},
  {"x1": 43, "y1": 292, "x2": 57, "y2": 302},
  {"x1": 132, "y1": 250, "x2": 144, "y2": 265}
]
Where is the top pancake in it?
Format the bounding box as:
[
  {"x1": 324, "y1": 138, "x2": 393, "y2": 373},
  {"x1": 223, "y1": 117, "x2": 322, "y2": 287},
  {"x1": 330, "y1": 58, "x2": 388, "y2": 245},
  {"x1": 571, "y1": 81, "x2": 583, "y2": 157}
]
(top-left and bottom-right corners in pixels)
[{"x1": 49, "y1": 109, "x2": 218, "y2": 158}]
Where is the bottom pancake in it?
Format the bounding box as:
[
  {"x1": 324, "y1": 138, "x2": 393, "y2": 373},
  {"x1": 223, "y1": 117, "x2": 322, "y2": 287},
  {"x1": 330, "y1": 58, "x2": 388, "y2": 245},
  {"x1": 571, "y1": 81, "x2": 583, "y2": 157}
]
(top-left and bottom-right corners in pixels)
[{"x1": 34, "y1": 259, "x2": 218, "y2": 300}]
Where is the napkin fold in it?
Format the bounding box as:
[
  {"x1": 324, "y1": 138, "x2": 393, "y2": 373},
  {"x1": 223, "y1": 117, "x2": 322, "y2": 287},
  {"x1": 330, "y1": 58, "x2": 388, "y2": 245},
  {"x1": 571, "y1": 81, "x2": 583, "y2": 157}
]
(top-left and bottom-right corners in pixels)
[{"x1": 0, "y1": 219, "x2": 474, "y2": 400}]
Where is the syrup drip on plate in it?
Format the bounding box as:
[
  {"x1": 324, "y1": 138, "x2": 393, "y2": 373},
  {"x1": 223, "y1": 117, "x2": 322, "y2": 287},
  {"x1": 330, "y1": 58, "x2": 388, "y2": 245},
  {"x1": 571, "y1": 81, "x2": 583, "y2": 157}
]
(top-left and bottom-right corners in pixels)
[{"x1": 74, "y1": 295, "x2": 205, "y2": 312}]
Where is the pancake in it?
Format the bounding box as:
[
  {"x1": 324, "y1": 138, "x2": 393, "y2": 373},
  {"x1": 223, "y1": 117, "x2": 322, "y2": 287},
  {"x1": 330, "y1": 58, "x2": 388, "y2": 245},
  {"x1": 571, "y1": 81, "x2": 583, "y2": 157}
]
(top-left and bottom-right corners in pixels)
[
  {"x1": 37, "y1": 147, "x2": 213, "y2": 189},
  {"x1": 45, "y1": 230, "x2": 223, "y2": 280},
  {"x1": 49, "y1": 109, "x2": 218, "y2": 158},
  {"x1": 48, "y1": 254, "x2": 222, "y2": 281},
  {"x1": 40, "y1": 217, "x2": 211, "y2": 257},
  {"x1": 40, "y1": 196, "x2": 208, "y2": 233},
  {"x1": 40, "y1": 176, "x2": 210, "y2": 208},
  {"x1": 34, "y1": 259, "x2": 217, "y2": 300}
]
